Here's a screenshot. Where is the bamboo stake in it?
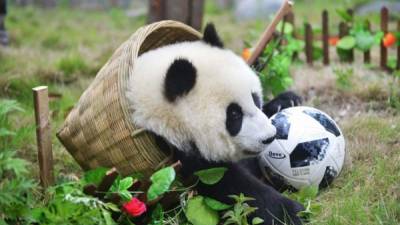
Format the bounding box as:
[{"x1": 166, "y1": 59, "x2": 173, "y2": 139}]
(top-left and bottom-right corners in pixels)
[
  {"x1": 247, "y1": 0, "x2": 294, "y2": 66},
  {"x1": 33, "y1": 86, "x2": 54, "y2": 189}
]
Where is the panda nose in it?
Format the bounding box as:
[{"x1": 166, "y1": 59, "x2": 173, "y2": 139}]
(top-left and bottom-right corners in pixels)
[{"x1": 262, "y1": 135, "x2": 276, "y2": 145}]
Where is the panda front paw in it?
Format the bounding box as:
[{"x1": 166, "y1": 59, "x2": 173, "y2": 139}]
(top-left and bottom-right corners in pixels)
[
  {"x1": 263, "y1": 91, "x2": 302, "y2": 117},
  {"x1": 261, "y1": 196, "x2": 305, "y2": 225}
]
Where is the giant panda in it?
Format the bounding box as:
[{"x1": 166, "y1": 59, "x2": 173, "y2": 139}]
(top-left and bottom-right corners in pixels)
[{"x1": 126, "y1": 23, "x2": 304, "y2": 225}]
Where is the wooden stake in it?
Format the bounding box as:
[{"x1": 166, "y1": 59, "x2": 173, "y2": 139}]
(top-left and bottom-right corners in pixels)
[
  {"x1": 33, "y1": 86, "x2": 54, "y2": 189},
  {"x1": 305, "y1": 23, "x2": 313, "y2": 65},
  {"x1": 364, "y1": 21, "x2": 371, "y2": 64},
  {"x1": 380, "y1": 7, "x2": 389, "y2": 70},
  {"x1": 247, "y1": 0, "x2": 293, "y2": 66},
  {"x1": 322, "y1": 10, "x2": 329, "y2": 65}
]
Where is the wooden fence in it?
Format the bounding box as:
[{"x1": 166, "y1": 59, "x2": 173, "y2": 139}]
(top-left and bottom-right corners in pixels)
[{"x1": 288, "y1": 7, "x2": 400, "y2": 71}]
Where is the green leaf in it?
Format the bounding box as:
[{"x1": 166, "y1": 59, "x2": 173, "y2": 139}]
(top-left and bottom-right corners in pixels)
[
  {"x1": 335, "y1": 9, "x2": 352, "y2": 22},
  {"x1": 194, "y1": 167, "x2": 227, "y2": 185},
  {"x1": 355, "y1": 30, "x2": 375, "y2": 52},
  {"x1": 204, "y1": 197, "x2": 232, "y2": 211},
  {"x1": 101, "y1": 208, "x2": 115, "y2": 225},
  {"x1": 252, "y1": 217, "x2": 264, "y2": 225},
  {"x1": 276, "y1": 22, "x2": 294, "y2": 35},
  {"x1": 119, "y1": 190, "x2": 132, "y2": 201},
  {"x1": 147, "y1": 166, "x2": 176, "y2": 201},
  {"x1": 83, "y1": 167, "x2": 109, "y2": 186},
  {"x1": 337, "y1": 36, "x2": 356, "y2": 50},
  {"x1": 185, "y1": 196, "x2": 219, "y2": 225},
  {"x1": 374, "y1": 31, "x2": 384, "y2": 44},
  {"x1": 395, "y1": 31, "x2": 400, "y2": 46},
  {"x1": 119, "y1": 177, "x2": 134, "y2": 190}
]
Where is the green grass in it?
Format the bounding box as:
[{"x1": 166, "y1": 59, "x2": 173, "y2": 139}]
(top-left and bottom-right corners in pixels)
[
  {"x1": 310, "y1": 116, "x2": 400, "y2": 224},
  {"x1": 0, "y1": 2, "x2": 399, "y2": 224},
  {"x1": 0, "y1": 6, "x2": 146, "y2": 177}
]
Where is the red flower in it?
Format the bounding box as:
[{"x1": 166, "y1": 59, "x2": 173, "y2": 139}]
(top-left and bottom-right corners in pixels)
[
  {"x1": 122, "y1": 198, "x2": 147, "y2": 217},
  {"x1": 242, "y1": 48, "x2": 251, "y2": 61},
  {"x1": 383, "y1": 32, "x2": 396, "y2": 48},
  {"x1": 329, "y1": 36, "x2": 339, "y2": 46}
]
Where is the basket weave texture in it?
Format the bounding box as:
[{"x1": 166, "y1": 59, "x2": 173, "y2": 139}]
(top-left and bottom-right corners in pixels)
[{"x1": 57, "y1": 21, "x2": 201, "y2": 176}]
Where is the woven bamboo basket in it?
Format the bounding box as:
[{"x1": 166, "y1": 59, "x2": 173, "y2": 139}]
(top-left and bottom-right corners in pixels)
[{"x1": 57, "y1": 20, "x2": 201, "y2": 176}]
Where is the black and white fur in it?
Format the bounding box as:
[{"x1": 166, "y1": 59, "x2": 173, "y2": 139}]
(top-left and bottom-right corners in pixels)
[{"x1": 127, "y1": 23, "x2": 303, "y2": 225}]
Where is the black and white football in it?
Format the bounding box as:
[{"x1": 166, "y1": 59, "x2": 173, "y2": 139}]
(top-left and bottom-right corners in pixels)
[{"x1": 259, "y1": 106, "x2": 346, "y2": 190}]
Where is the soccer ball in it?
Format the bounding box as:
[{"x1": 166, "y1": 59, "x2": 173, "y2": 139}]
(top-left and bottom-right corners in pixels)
[{"x1": 258, "y1": 106, "x2": 345, "y2": 190}]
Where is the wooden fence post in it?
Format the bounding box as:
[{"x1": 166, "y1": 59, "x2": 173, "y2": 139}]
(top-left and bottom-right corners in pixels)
[
  {"x1": 347, "y1": 8, "x2": 354, "y2": 62},
  {"x1": 364, "y1": 20, "x2": 371, "y2": 64},
  {"x1": 148, "y1": 0, "x2": 165, "y2": 24},
  {"x1": 322, "y1": 10, "x2": 329, "y2": 65},
  {"x1": 380, "y1": 7, "x2": 389, "y2": 70},
  {"x1": 189, "y1": 0, "x2": 204, "y2": 31},
  {"x1": 148, "y1": 0, "x2": 204, "y2": 30},
  {"x1": 304, "y1": 23, "x2": 313, "y2": 65},
  {"x1": 397, "y1": 20, "x2": 400, "y2": 70},
  {"x1": 338, "y1": 21, "x2": 351, "y2": 63},
  {"x1": 33, "y1": 86, "x2": 54, "y2": 189}
]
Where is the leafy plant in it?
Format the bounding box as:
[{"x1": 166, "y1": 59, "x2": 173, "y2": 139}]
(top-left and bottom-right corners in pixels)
[
  {"x1": 31, "y1": 183, "x2": 119, "y2": 225},
  {"x1": 222, "y1": 194, "x2": 263, "y2": 225},
  {"x1": 0, "y1": 100, "x2": 37, "y2": 223},
  {"x1": 335, "y1": 9, "x2": 383, "y2": 61},
  {"x1": 255, "y1": 22, "x2": 302, "y2": 100}
]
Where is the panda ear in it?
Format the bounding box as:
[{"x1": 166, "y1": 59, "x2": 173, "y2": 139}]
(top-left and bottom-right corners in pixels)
[
  {"x1": 164, "y1": 58, "x2": 197, "y2": 103},
  {"x1": 203, "y1": 23, "x2": 224, "y2": 48}
]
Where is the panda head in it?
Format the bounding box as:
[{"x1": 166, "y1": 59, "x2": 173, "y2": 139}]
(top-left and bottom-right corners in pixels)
[{"x1": 128, "y1": 23, "x2": 276, "y2": 162}]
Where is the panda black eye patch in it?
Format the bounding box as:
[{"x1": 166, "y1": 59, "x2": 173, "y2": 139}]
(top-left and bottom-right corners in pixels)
[
  {"x1": 226, "y1": 103, "x2": 243, "y2": 136},
  {"x1": 252, "y1": 93, "x2": 261, "y2": 109}
]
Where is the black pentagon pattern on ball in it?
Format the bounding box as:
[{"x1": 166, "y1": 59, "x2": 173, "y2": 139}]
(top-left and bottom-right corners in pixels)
[
  {"x1": 290, "y1": 138, "x2": 329, "y2": 168},
  {"x1": 303, "y1": 109, "x2": 341, "y2": 137},
  {"x1": 271, "y1": 112, "x2": 290, "y2": 140},
  {"x1": 319, "y1": 166, "x2": 338, "y2": 189}
]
